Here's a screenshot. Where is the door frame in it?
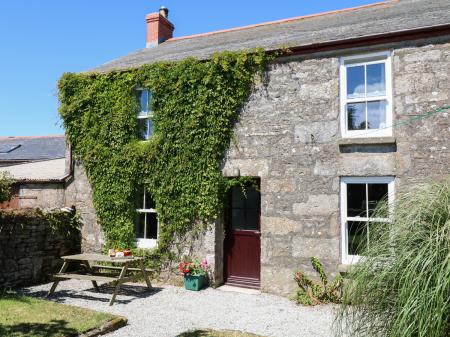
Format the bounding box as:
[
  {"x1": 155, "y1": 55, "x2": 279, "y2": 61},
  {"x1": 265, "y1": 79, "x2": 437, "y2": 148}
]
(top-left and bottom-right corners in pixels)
[{"x1": 223, "y1": 179, "x2": 261, "y2": 289}]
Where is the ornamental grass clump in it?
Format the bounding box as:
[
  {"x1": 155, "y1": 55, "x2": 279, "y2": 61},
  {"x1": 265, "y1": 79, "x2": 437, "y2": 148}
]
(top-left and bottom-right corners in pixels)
[{"x1": 335, "y1": 179, "x2": 450, "y2": 337}]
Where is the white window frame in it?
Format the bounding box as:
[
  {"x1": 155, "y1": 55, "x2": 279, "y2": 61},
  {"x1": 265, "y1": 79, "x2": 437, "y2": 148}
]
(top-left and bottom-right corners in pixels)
[
  {"x1": 136, "y1": 188, "x2": 158, "y2": 249},
  {"x1": 340, "y1": 51, "x2": 393, "y2": 138},
  {"x1": 340, "y1": 176, "x2": 395, "y2": 264},
  {"x1": 137, "y1": 88, "x2": 154, "y2": 140}
]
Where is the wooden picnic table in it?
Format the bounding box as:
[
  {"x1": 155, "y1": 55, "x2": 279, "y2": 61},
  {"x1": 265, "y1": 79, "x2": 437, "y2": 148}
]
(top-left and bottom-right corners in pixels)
[{"x1": 48, "y1": 253, "x2": 152, "y2": 306}]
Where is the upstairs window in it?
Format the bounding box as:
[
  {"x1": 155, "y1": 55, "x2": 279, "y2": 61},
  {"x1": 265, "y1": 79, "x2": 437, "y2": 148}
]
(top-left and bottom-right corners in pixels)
[
  {"x1": 137, "y1": 88, "x2": 154, "y2": 140},
  {"x1": 135, "y1": 186, "x2": 158, "y2": 248},
  {"x1": 340, "y1": 177, "x2": 394, "y2": 264},
  {"x1": 340, "y1": 52, "x2": 392, "y2": 138}
]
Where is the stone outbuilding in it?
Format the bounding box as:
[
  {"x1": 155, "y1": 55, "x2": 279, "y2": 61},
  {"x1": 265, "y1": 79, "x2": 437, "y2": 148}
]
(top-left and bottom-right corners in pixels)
[
  {"x1": 65, "y1": 0, "x2": 449, "y2": 295},
  {"x1": 0, "y1": 135, "x2": 71, "y2": 209}
]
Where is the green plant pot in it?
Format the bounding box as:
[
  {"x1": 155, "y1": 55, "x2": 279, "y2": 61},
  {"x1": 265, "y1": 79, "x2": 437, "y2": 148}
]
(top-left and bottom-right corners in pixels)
[{"x1": 184, "y1": 274, "x2": 206, "y2": 291}]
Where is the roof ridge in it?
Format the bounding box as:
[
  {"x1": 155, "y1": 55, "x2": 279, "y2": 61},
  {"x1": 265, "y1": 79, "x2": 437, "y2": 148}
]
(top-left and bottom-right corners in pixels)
[
  {"x1": 0, "y1": 134, "x2": 65, "y2": 140},
  {"x1": 167, "y1": 0, "x2": 399, "y2": 43}
]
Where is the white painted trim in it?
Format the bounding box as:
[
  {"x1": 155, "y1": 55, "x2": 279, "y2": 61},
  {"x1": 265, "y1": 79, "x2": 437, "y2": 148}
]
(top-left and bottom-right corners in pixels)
[
  {"x1": 136, "y1": 187, "x2": 159, "y2": 246},
  {"x1": 339, "y1": 51, "x2": 393, "y2": 139},
  {"x1": 136, "y1": 208, "x2": 157, "y2": 213},
  {"x1": 136, "y1": 238, "x2": 157, "y2": 249},
  {"x1": 340, "y1": 176, "x2": 395, "y2": 264},
  {"x1": 136, "y1": 88, "x2": 154, "y2": 141}
]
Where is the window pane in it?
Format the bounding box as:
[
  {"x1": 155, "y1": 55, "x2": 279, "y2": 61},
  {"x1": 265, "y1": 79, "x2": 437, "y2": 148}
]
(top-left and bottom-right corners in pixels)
[
  {"x1": 368, "y1": 183, "x2": 388, "y2": 217},
  {"x1": 245, "y1": 185, "x2": 260, "y2": 210},
  {"x1": 347, "y1": 66, "x2": 365, "y2": 99},
  {"x1": 231, "y1": 186, "x2": 245, "y2": 209},
  {"x1": 139, "y1": 89, "x2": 149, "y2": 113},
  {"x1": 148, "y1": 118, "x2": 154, "y2": 137},
  {"x1": 367, "y1": 101, "x2": 387, "y2": 129},
  {"x1": 135, "y1": 185, "x2": 145, "y2": 209},
  {"x1": 245, "y1": 209, "x2": 259, "y2": 231},
  {"x1": 368, "y1": 222, "x2": 385, "y2": 246},
  {"x1": 146, "y1": 212, "x2": 158, "y2": 239},
  {"x1": 347, "y1": 183, "x2": 367, "y2": 217},
  {"x1": 366, "y1": 63, "x2": 386, "y2": 97},
  {"x1": 347, "y1": 102, "x2": 366, "y2": 130},
  {"x1": 231, "y1": 209, "x2": 246, "y2": 229},
  {"x1": 348, "y1": 221, "x2": 368, "y2": 255},
  {"x1": 138, "y1": 118, "x2": 148, "y2": 140},
  {"x1": 143, "y1": 189, "x2": 156, "y2": 210},
  {"x1": 136, "y1": 213, "x2": 146, "y2": 238}
]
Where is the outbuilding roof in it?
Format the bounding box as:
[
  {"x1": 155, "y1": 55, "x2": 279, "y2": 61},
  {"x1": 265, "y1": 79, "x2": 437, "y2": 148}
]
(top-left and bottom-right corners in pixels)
[
  {"x1": 0, "y1": 158, "x2": 67, "y2": 182},
  {"x1": 93, "y1": 0, "x2": 450, "y2": 72},
  {"x1": 0, "y1": 135, "x2": 66, "y2": 162}
]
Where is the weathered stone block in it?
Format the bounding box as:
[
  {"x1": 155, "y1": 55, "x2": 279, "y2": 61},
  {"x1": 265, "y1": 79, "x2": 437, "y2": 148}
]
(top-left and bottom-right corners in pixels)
[
  {"x1": 262, "y1": 178, "x2": 296, "y2": 193},
  {"x1": 294, "y1": 121, "x2": 337, "y2": 144},
  {"x1": 261, "y1": 216, "x2": 301, "y2": 235},
  {"x1": 338, "y1": 152, "x2": 396, "y2": 176},
  {"x1": 292, "y1": 237, "x2": 340, "y2": 261},
  {"x1": 293, "y1": 194, "x2": 338, "y2": 216}
]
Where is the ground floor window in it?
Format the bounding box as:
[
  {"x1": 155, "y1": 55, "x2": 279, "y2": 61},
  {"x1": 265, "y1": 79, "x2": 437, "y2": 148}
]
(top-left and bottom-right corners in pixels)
[
  {"x1": 135, "y1": 186, "x2": 158, "y2": 249},
  {"x1": 340, "y1": 176, "x2": 394, "y2": 264}
]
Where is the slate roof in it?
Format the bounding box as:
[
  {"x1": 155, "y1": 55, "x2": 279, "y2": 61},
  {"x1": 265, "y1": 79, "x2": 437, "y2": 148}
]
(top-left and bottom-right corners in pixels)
[
  {"x1": 0, "y1": 135, "x2": 66, "y2": 162},
  {"x1": 93, "y1": 0, "x2": 450, "y2": 72}
]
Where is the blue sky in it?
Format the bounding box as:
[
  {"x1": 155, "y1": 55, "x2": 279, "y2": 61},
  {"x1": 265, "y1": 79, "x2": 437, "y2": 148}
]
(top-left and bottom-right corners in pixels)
[{"x1": 0, "y1": 0, "x2": 378, "y2": 136}]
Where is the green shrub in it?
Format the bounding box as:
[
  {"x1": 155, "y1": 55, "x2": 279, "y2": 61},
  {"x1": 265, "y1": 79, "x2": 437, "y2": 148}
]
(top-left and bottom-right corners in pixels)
[
  {"x1": 294, "y1": 257, "x2": 343, "y2": 305},
  {"x1": 0, "y1": 172, "x2": 14, "y2": 203},
  {"x1": 335, "y1": 179, "x2": 450, "y2": 337}
]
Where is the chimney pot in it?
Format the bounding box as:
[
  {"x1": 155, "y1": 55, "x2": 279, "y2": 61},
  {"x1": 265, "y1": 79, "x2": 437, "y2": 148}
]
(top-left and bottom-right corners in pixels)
[
  {"x1": 159, "y1": 6, "x2": 169, "y2": 19},
  {"x1": 145, "y1": 7, "x2": 174, "y2": 48}
]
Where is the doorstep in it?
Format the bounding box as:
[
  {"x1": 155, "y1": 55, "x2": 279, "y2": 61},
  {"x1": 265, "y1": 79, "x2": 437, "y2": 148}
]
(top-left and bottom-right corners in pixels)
[{"x1": 217, "y1": 285, "x2": 261, "y2": 295}]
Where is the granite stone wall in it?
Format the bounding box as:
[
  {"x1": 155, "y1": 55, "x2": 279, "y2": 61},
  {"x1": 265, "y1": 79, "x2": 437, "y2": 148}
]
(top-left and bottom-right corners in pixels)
[
  {"x1": 222, "y1": 37, "x2": 450, "y2": 295},
  {"x1": 64, "y1": 161, "x2": 103, "y2": 252},
  {"x1": 0, "y1": 212, "x2": 80, "y2": 289},
  {"x1": 18, "y1": 183, "x2": 65, "y2": 209}
]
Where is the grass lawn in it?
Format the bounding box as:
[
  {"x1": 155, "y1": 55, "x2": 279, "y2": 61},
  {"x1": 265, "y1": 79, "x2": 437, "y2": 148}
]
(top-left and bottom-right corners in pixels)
[
  {"x1": 0, "y1": 294, "x2": 118, "y2": 337},
  {"x1": 178, "y1": 330, "x2": 265, "y2": 337}
]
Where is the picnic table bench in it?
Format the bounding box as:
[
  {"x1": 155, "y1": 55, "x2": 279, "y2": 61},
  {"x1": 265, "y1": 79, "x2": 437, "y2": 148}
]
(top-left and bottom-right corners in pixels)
[{"x1": 48, "y1": 253, "x2": 152, "y2": 306}]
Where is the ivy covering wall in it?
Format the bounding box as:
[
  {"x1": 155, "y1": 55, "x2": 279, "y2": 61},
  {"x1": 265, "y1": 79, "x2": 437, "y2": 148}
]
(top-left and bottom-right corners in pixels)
[
  {"x1": 0, "y1": 172, "x2": 15, "y2": 203},
  {"x1": 59, "y1": 50, "x2": 270, "y2": 259}
]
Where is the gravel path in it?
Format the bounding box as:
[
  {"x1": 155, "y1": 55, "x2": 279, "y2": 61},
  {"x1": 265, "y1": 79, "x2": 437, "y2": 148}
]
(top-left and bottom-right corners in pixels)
[{"x1": 23, "y1": 280, "x2": 335, "y2": 337}]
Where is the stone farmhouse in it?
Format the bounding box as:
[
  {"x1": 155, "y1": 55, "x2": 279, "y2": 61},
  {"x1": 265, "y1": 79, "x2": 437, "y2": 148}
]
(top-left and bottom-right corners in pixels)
[{"x1": 62, "y1": 0, "x2": 450, "y2": 295}]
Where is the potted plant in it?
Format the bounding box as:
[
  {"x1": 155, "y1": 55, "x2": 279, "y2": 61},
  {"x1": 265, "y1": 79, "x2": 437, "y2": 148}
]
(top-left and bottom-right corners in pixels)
[{"x1": 179, "y1": 258, "x2": 209, "y2": 291}]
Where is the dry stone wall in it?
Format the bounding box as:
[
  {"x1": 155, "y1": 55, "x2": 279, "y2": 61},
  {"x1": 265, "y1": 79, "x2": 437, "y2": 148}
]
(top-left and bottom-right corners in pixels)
[{"x1": 0, "y1": 212, "x2": 80, "y2": 289}]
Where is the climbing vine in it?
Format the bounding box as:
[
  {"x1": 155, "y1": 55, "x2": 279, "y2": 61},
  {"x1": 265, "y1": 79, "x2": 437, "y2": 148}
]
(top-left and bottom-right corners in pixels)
[{"x1": 59, "y1": 50, "x2": 271, "y2": 262}]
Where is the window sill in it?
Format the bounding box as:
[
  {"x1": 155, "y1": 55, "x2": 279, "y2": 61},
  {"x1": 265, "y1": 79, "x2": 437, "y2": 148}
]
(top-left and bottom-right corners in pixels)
[
  {"x1": 136, "y1": 238, "x2": 157, "y2": 249},
  {"x1": 338, "y1": 136, "x2": 396, "y2": 146}
]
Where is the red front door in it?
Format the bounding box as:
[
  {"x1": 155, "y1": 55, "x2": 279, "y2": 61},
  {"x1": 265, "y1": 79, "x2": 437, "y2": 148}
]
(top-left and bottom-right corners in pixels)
[{"x1": 224, "y1": 182, "x2": 261, "y2": 289}]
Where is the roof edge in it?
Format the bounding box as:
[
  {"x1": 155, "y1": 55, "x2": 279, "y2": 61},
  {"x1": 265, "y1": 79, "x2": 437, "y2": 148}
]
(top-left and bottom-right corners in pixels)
[
  {"x1": 0, "y1": 134, "x2": 65, "y2": 140},
  {"x1": 282, "y1": 22, "x2": 450, "y2": 56}
]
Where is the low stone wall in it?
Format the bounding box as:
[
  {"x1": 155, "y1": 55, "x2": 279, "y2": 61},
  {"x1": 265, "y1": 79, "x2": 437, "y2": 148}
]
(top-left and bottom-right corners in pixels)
[{"x1": 0, "y1": 209, "x2": 80, "y2": 289}]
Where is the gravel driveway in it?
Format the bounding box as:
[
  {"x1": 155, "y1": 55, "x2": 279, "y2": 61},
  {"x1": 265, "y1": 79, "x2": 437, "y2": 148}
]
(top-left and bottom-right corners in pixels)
[{"x1": 23, "y1": 280, "x2": 335, "y2": 337}]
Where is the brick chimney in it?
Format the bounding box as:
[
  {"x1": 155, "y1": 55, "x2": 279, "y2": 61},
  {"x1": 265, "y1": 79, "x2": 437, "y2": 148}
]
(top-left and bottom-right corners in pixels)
[{"x1": 146, "y1": 6, "x2": 174, "y2": 48}]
